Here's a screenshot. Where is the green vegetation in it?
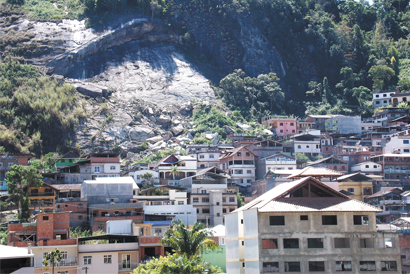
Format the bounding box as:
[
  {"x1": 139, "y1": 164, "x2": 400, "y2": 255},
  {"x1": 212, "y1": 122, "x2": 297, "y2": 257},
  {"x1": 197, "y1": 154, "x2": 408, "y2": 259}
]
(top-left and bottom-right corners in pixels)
[
  {"x1": 6, "y1": 165, "x2": 43, "y2": 221},
  {"x1": 0, "y1": 61, "x2": 78, "y2": 156},
  {"x1": 237, "y1": 192, "x2": 244, "y2": 208},
  {"x1": 43, "y1": 248, "x2": 63, "y2": 274},
  {"x1": 134, "y1": 220, "x2": 222, "y2": 273}
]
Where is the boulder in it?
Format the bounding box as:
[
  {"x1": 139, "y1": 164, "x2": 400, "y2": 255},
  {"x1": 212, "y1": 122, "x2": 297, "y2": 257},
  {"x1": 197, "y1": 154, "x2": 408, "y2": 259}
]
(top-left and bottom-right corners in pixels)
[
  {"x1": 73, "y1": 82, "x2": 108, "y2": 98},
  {"x1": 157, "y1": 114, "x2": 171, "y2": 124},
  {"x1": 129, "y1": 126, "x2": 155, "y2": 142},
  {"x1": 171, "y1": 124, "x2": 184, "y2": 136},
  {"x1": 146, "y1": 135, "x2": 163, "y2": 143}
]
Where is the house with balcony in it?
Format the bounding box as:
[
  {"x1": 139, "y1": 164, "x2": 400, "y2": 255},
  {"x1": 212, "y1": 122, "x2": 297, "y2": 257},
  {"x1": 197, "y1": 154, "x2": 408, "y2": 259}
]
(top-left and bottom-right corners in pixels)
[
  {"x1": 0, "y1": 155, "x2": 18, "y2": 192},
  {"x1": 306, "y1": 115, "x2": 333, "y2": 131},
  {"x1": 261, "y1": 115, "x2": 297, "y2": 137},
  {"x1": 89, "y1": 202, "x2": 144, "y2": 232},
  {"x1": 337, "y1": 173, "x2": 374, "y2": 201},
  {"x1": 219, "y1": 146, "x2": 256, "y2": 188},
  {"x1": 373, "y1": 107, "x2": 409, "y2": 126},
  {"x1": 296, "y1": 119, "x2": 316, "y2": 134},
  {"x1": 28, "y1": 183, "x2": 58, "y2": 214},
  {"x1": 371, "y1": 154, "x2": 410, "y2": 186},
  {"x1": 55, "y1": 151, "x2": 86, "y2": 168},
  {"x1": 190, "y1": 190, "x2": 237, "y2": 227},
  {"x1": 365, "y1": 187, "x2": 405, "y2": 223},
  {"x1": 32, "y1": 244, "x2": 78, "y2": 274},
  {"x1": 153, "y1": 154, "x2": 197, "y2": 185},
  {"x1": 8, "y1": 212, "x2": 76, "y2": 247},
  {"x1": 256, "y1": 153, "x2": 296, "y2": 180},
  {"x1": 138, "y1": 185, "x2": 188, "y2": 206},
  {"x1": 180, "y1": 166, "x2": 229, "y2": 193},
  {"x1": 225, "y1": 176, "x2": 401, "y2": 273},
  {"x1": 78, "y1": 234, "x2": 139, "y2": 274},
  {"x1": 187, "y1": 144, "x2": 222, "y2": 169}
]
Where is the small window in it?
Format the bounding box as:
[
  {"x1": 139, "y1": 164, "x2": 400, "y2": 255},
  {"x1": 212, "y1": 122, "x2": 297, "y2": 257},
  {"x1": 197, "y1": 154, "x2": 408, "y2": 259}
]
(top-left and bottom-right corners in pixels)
[
  {"x1": 217, "y1": 213, "x2": 220, "y2": 217},
  {"x1": 365, "y1": 165, "x2": 369, "y2": 168},
  {"x1": 97, "y1": 224, "x2": 104, "y2": 230},
  {"x1": 360, "y1": 238, "x2": 374, "y2": 248},
  {"x1": 246, "y1": 170, "x2": 252, "y2": 174},
  {"x1": 43, "y1": 216, "x2": 49, "y2": 221},
  {"x1": 237, "y1": 152, "x2": 241, "y2": 156},
  {"x1": 360, "y1": 261, "x2": 376, "y2": 271},
  {"x1": 246, "y1": 152, "x2": 250, "y2": 157},
  {"x1": 78, "y1": 215, "x2": 83, "y2": 220},
  {"x1": 229, "y1": 197, "x2": 235, "y2": 202},
  {"x1": 270, "y1": 216, "x2": 285, "y2": 226},
  {"x1": 202, "y1": 198, "x2": 209, "y2": 202},
  {"x1": 381, "y1": 261, "x2": 397, "y2": 271},
  {"x1": 334, "y1": 238, "x2": 350, "y2": 248},
  {"x1": 178, "y1": 201, "x2": 184, "y2": 205},
  {"x1": 199, "y1": 155, "x2": 205, "y2": 159},
  {"x1": 300, "y1": 215, "x2": 308, "y2": 221},
  {"x1": 354, "y1": 215, "x2": 369, "y2": 225},
  {"x1": 104, "y1": 255, "x2": 112, "y2": 264},
  {"x1": 322, "y1": 215, "x2": 337, "y2": 225},
  {"x1": 193, "y1": 198, "x2": 199, "y2": 203},
  {"x1": 263, "y1": 262, "x2": 279, "y2": 272},
  {"x1": 335, "y1": 261, "x2": 352, "y2": 271},
  {"x1": 83, "y1": 256, "x2": 92, "y2": 265},
  {"x1": 209, "y1": 154, "x2": 214, "y2": 158},
  {"x1": 262, "y1": 239, "x2": 278, "y2": 249},
  {"x1": 306, "y1": 145, "x2": 310, "y2": 148},
  {"x1": 202, "y1": 208, "x2": 210, "y2": 214},
  {"x1": 110, "y1": 166, "x2": 116, "y2": 170},
  {"x1": 284, "y1": 262, "x2": 300, "y2": 272},
  {"x1": 309, "y1": 261, "x2": 325, "y2": 272},
  {"x1": 283, "y1": 238, "x2": 299, "y2": 248},
  {"x1": 347, "y1": 188, "x2": 354, "y2": 193},
  {"x1": 242, "y1": 240, "x2": 244, "y2": 246},
  {"x1": 223, "y1": 208, "x2": 227, "y2": 213},
  {"x1": 404, "y1": 140, "x2": 409, "y2": 144},
  {"x1": 280, "y1": 123, "x2": 284, "y2": 126},
  {"x1": 308, "y1": 238, "x2": 324, "y2": 248},
  {"x1": 77, "y1": 203, "x2": 83, "y2": 209}
]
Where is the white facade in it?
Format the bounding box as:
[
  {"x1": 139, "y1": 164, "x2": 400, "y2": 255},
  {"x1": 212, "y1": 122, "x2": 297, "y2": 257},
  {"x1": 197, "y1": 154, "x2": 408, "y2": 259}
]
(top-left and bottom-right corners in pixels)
[
  {"x1": 143, "y1": 204, "x2": 197, "y2": 225},
  {"x1": 373, "y1": 90, "x2": 395, "y2": 108},
  {"x1": 32, "y1": 245, "x2": 78, "y2": 271},
  {"x1": 294, "y1": 141, "x2": 321, "y2": 155},
  {"x1": 385, "y1": 136, "x2": 410, "y2": 154},
  {"x1": 130, "y1": 170, "x2": 159, "y2": 185},
  {"x1": 137, "y1": 189, "x2": 188, "y2": 206},
  {"x1": 351, "y1": 162, "x2": 383, "y2": 174}
]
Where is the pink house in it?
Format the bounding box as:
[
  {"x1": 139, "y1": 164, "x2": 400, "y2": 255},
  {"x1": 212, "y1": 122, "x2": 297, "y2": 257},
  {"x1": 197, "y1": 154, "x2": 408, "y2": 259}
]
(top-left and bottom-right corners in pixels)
[{"x1": 261, "y1": 115, "x2": 297, "y2": 137}]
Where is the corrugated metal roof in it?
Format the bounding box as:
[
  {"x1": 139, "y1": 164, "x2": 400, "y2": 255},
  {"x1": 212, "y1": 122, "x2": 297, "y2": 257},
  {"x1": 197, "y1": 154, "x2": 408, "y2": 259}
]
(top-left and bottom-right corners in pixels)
[{"x1": 287, "y1": 166, "x2": 343, "y2": 179}]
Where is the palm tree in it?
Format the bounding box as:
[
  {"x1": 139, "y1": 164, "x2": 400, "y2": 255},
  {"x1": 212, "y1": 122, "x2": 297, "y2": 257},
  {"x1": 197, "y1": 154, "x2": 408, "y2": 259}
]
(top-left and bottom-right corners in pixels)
[
  {"x1": 140, "y1": 172, "x2": 153, "y2": 184},
  {"x1": 43, "y1": 248, "x2": 62, "y2": 274},
  {"x1": 159, "y1": 220, "x2": 218, "y2": 257},
  {"x1": 170, "y1": 165, "x2": 180, "y2": 180}
]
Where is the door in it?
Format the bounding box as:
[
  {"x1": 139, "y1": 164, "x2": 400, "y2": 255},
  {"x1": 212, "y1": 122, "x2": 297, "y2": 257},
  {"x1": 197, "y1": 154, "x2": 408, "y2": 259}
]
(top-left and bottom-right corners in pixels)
[{"x1": 122, "y1": 254, "x2": 130, "y2": 269}]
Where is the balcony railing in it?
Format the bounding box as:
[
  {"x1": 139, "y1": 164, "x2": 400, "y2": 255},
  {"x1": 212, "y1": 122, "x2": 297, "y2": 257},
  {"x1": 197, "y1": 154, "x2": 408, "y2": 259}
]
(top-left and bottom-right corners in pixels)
[
  {"x1": 118, "y1": 262, "x2": 138, "y2": 270},
  {"x1": 28, "y1": 192, "x2": 54, "y2": 197},
  {"x1": 34, "y1": 258, "x2": 77, "y2": 268}
]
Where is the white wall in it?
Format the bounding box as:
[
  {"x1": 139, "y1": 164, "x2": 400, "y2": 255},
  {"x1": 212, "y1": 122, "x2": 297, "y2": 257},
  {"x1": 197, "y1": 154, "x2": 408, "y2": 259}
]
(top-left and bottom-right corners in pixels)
[{"x1": 143, "y1": 204, "x2": 197, "y2": 225}]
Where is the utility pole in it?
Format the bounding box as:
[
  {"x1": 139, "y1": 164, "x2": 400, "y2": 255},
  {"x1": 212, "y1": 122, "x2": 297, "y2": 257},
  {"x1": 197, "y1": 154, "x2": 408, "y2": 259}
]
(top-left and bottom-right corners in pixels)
[{"x1": 82, "y1": 267, "x2": 88, "y2": 274}]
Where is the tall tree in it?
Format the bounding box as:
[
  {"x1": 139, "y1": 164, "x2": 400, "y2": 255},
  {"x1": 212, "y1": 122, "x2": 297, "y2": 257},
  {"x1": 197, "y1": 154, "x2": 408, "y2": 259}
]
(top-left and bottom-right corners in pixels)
[
  {"x1": 6, "y1": 165, "x2": 43, "y2": 220},
  {"x1": 159, "y1": 220, "x2": 218, "y2": 257},
  {"x1": 170, "y1": 165, "x2": 180, "y2": 180},
  {"x1": 43, "y1": 248, "x2": 63, "y2": 274}
]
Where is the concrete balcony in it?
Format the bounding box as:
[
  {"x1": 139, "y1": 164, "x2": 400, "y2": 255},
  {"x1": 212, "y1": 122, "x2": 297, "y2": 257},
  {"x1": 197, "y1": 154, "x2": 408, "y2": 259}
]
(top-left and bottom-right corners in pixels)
[
  {"x1": 78, "y1": 242, "x2": 138, "y2": 253},
  {"x1": 34, "y1": 258, "x2": 78, "y2": 268}
]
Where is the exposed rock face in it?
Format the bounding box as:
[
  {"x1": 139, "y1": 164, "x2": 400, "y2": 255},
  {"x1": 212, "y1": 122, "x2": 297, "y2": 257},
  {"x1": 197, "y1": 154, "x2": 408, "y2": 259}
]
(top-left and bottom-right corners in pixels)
[{"x1": 129, "y1": 126, "x2": 155, "y2": 142}]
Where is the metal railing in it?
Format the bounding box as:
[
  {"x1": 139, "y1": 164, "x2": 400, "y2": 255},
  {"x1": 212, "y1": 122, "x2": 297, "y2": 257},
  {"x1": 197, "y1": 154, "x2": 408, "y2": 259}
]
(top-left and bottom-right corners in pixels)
[{"x1": 118, "y1": 262, "x2": 138, "y2": 270}]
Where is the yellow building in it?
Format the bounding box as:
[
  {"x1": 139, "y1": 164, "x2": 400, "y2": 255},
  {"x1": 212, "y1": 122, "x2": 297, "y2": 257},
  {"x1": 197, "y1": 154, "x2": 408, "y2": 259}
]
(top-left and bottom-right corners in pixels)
[
  {"x1": 337, "y1": 173, "x2": 373, "y2": 201},
  {"x1": 28, "y1": 183, "x2": 57, "y2": 213}
]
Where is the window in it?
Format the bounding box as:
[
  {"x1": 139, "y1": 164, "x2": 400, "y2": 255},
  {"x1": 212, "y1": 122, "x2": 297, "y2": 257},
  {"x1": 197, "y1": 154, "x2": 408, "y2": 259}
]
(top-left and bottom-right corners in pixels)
[
  {"x1": 97, "y1": 224, "x2": 104, "y2": 230},
  {"x1": 229, "y1": 197, "x2": 235, "y2": 202},
  {"x1": 234, "y1": 170, "x2": 243, "y2": 174},
  {"x1": 263, "y1": 262, "x2": 279, "y2": 272},
  {"x1": 308, "y1": 238, "x2": 324, "y2": 248},
  {"x1": 404, "y1": 140, "x2": 409, "y2": 144},
  {"x1": 222, "y1": 198, "x2": 226, "y2": 203},
  {"x1": 284, "y1": 262, "x2": 300, "y2": 272},
  {"x1": 77, "y1": 203, "x2": 83, "y2": 209},
  {"x1": 8, "y1": 163, "x2": 13, "y2": 167},
  {"x1": 290, "y1": 122, "x2": 294, "y2": 126},
  {"x1": 381, "y1": 237, "x2": 395, "y2": 248},
  {"x1": 83, "y1": 256, "x2": 92, "y2": 265},
  {"x1": 223, "y1": 208, "x2": 226, "y2": 213},
  {"x1": 94, "y1": 167, "x2": 100, "y2": 173},
  {"x1": 202, "y1": 208, "x2": 210, "y2": 214},
  {"x1": 245, "y1": 152, "x2": 250, "y2": 157},
  {"x1": 354, "y1": 215, "x2": 369, "y2": 225},
  {"x1": 193, "y1": 198, "x2": 199, "y2": 203},
  {"x1": 155, "y1": 228, "x2": 162, "y2": 234},
  {"x1": 360, "y1": 261, "x2": 376, "y2": 271},
  {"x1": 373, "y1": 165, "x2": 378, "y2": 168},
  {"x1": 360, "y1": 238, "x2": 374, "y2": 248},
  {"x1": 209, "y1": 154, "x2": 214, "y2": 158},
  {"x1": 237, "y1": 152, "x2": 241, "y2": 156},
  {"x1": 280, "y1": 123, "x2": 284, "y2": 126},
  {"x1": 297, "y1": 145, "x2": 301, "y2": 149},
  {"x1": 262, "y1": 239, "x2": 278, "y2": 249},
  {"x1": 202, "y1": 198, "x2": 209, "y2": 202},
  {"x1": 309, "y1": 261, "x2": 325, "y2": 272},
  {"x1": 300, "y1": 215, "x2": 308, "y2": 221},
  {"x1": 43, "y1": 216, "x2": 49, "y2": 221},
  {"x1": 347, "y1": 188, "x2": 354, "y2": 193},
  {"x1": 217, "y1": 213, "x2": 220, "y2": 217},
  {"x1": 306, "y1": 145, "x2": 310, "y2": 148},
  {"x1": 60, "y1": 251, "x2": 67, "y2": 260},
  {"x1": 335, "y1": 261, "x2": 352, "y2": 271},
  {"x1": 365, "y1": 165, "x2": 369, "y2": 168},
  {"x1": 104, "y1": 255, "x2": 112, "y2": 264},
  {"x1": 381, "y1": 261, "x2": 397, "y2": 271},
  {"x1": 110, "y1": 166, "x2": 116, "y2": 170},
  {"x1": 376, "y1": 94, "x2": 380, "y2": 98},
  {"x1": 242, "y1": 241, "x2": 244, "y2": 246},
  {"x1": 178, "y1": 201, "x2": 184, "y2": 205},
  {"x1": 322, "y1": 215, "x2": 337, "y2": 225},
  {"x1": 78, "y1": 215, "x2": 83, "y2": 220},
  {"x1": 270, "y1": 216, "x2": 285, "y2": 226},
  {"x1": 283, "y1": 238, "x2": 299, "y2": 248},
  {"x1": 199, "y1": 155, "x2": 205, "y2": 159},
  {"x1": 246, "y1": 170, "x2": 252, "y2": 174},
  {"x1": 334, "y1": 238, "x2": 350, "y2": 248}
]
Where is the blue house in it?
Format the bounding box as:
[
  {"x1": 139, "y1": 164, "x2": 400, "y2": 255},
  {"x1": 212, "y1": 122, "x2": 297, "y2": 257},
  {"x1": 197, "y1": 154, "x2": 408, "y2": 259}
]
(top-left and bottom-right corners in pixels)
[{"x1": 0, "y1": 155, "x2": 18, "y2": 192}]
